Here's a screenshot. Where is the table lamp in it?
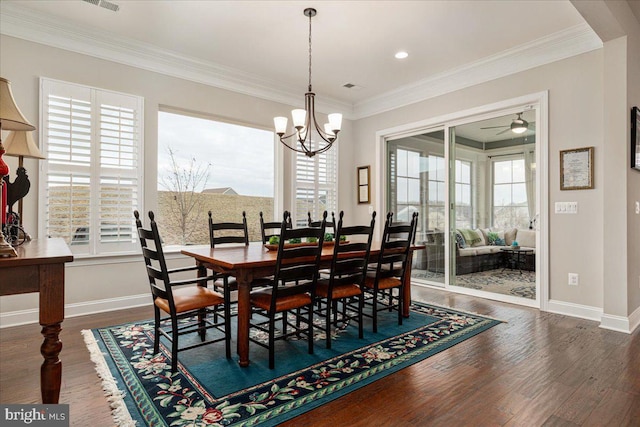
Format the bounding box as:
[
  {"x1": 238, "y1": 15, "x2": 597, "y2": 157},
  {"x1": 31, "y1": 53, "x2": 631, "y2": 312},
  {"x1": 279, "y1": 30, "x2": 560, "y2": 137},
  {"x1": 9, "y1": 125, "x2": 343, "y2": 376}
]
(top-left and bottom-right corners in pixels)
[
  {"x1": 4, "y1": 130, "x2": 46, "y2": 240},
  {"x1": 0, "y1": 76, "x2": 36, "y2": 257}
]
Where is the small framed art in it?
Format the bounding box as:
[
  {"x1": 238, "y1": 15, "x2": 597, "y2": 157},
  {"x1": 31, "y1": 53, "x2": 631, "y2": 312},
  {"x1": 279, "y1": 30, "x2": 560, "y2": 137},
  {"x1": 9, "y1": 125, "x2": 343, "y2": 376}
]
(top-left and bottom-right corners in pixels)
[
  {"x1": 631, "y1": 106, "x2": 640, "y2": 171},
  {"x1": 357, "y1": 165, "x2": 370, "y2": 204},
  {"x1": 560, "y1": 147, "x2": 594, "y2": 190}
]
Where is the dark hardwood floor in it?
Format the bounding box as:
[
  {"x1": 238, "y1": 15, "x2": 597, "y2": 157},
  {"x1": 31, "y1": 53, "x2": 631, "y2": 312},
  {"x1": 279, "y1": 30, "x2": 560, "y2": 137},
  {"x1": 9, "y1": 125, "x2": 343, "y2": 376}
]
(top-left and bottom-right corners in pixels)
[{"x1": 1, "y1": 285, "x2": 638, "y2": 426}]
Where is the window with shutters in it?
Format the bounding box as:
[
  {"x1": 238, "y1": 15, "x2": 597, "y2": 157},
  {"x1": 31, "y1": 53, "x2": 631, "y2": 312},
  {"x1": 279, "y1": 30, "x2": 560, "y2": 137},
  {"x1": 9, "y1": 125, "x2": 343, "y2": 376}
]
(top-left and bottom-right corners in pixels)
[
  {"x1": 39, "y1": 78, "x2": 144, "y2": 256},
  {"x1": 293, "y1": 141, "x2": 338, "y2": 227}
]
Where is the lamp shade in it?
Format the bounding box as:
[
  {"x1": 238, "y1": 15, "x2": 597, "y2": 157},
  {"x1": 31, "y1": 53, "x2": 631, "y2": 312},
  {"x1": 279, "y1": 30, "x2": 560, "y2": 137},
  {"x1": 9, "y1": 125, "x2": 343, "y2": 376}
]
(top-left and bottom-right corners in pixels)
[
  {"x1": 4, "y1": 131, "x2": 45, "y2": 159},
  {"x1": 0, "y1": 77, "x2": 35, "y2": 131}
]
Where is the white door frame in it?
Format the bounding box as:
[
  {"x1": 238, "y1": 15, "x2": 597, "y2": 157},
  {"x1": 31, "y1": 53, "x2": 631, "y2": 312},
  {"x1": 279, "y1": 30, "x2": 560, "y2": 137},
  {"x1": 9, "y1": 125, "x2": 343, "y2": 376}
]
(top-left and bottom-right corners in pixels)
[{"x1": 374, "y1": 91, "x2": 549, "y2": 310}]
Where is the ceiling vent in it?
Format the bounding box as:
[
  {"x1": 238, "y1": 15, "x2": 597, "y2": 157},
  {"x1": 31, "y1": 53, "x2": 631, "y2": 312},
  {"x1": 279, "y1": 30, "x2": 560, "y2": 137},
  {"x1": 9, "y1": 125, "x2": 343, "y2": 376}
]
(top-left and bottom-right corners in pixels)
[
  {"x1": 342, "y1": 83, "x2": 363, "y2": 90},
  {"x1": 82, "y1": 0, "x2": 120, "y2": 12}
]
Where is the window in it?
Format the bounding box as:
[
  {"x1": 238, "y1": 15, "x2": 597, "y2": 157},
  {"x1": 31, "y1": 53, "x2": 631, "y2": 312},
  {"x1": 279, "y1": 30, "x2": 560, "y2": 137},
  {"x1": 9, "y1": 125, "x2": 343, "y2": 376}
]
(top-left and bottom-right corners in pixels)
[
  {"x1": 492, "y1": 158, "x2": 528, "y2": 229},
  {"x1": 395, "y1": 148, "x2": 421, "y2": 223},
  {"x1": 426, "y1": 155, "x2": 445, "y2": 229},
  {"x1": 40, "y1": 78, "x2": 144, "y2": 256},
  {"x1": 454, "y1": 159, "x2": 472, "y2": 228},
  {"x1": 293, "y1": 140, "x2": 338, "y2": 227},
  {"x1": 426, "y1": 155, "x2": 471, "y2": 229},
  {"x1": 157, "y1": 111, "x2": 275, "y2": 245}
]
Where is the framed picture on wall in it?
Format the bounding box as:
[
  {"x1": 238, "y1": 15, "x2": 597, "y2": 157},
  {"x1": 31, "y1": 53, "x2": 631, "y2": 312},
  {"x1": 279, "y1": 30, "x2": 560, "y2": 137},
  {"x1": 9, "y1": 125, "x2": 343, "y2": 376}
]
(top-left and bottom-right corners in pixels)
[
  {"x1": 631, "y1": 106, "x2": 640, "y2": 170},
  {"x1": 560, "y1": 147, "x2": 594, "y2": 190},
  {"x1": 357, "y1": 165, "x2": 370, "y2": 204}
]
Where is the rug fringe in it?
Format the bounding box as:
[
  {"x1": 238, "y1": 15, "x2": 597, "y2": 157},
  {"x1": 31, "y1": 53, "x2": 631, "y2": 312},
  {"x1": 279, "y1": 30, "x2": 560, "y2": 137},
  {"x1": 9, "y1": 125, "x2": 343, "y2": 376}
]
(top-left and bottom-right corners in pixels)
[
  {"x1": 412, "y1": 299, "x2": 507, "y2": 323},
  {"x1": 81, "y1": 329, "x2": 138, "y2": 427}
]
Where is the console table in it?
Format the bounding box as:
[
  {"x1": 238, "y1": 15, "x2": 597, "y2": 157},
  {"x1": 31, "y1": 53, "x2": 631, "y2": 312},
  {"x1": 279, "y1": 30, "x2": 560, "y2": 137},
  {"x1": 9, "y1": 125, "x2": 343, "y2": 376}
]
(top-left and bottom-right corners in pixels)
[{"x1": 0, "y1": 238, "x2": 73, "y2": 403}]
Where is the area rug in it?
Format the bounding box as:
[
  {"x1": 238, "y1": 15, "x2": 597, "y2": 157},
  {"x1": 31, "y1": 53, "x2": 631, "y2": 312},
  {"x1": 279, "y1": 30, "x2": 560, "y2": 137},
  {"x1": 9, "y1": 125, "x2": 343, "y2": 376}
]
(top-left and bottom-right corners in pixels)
[
  {"x1": 454, "y1": 269, "x2": 536, "y2": 299},
  {"x1": 83, "y1": 302, "x2": 501, "y2": 427}
]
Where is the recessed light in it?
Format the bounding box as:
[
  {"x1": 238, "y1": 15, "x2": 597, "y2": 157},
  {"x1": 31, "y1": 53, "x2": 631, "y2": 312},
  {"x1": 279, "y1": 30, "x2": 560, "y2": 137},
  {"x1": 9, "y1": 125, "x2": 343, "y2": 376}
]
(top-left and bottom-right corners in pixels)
[{"x1": 395, "y1": 51, "x2": 409, "y2": 59}]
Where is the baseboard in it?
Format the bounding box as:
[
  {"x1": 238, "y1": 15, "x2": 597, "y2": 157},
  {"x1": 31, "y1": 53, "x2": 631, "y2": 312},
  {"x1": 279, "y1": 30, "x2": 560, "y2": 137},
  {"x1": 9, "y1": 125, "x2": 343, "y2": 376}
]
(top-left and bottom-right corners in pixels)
[
  {"x1": 599, "y1": 313, "x2": 631, "y2": 333},
  {"x1": 600, "y1": 304, "x2": 640, "y2": 334},
  {"x1": 546, "y1": 299, "x2": 602, "y2": 322},
  {"x1": 629, "y1": 305, "x2": 640, "y2": 333},
  {"x1": 0, "y1": 294, "x2": 150, "y2": 328}
]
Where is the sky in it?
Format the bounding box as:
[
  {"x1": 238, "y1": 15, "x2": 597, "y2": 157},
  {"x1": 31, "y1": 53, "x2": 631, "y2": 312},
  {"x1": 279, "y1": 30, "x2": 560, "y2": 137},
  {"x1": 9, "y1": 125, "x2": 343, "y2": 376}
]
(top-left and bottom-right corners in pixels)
[{"x1": 157, "y1": 111, "x2": 274, "y2": 196}]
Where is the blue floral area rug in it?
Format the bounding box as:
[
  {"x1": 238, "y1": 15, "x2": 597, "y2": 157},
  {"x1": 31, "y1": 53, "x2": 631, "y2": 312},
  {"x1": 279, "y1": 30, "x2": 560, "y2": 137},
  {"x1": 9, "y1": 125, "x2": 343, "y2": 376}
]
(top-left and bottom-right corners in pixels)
[{"x1": 83, "y1": 301, "x2": 501, "y2": 426}]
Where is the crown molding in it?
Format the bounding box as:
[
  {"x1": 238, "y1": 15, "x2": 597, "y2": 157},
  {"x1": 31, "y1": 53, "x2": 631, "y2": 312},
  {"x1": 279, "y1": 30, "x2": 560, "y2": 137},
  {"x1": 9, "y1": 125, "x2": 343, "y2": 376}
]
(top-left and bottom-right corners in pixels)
[
  {"x1": 352, "y1": 23, "x2": 602, "y2": 119},
  {"x1": 1, "y1": 3, "x2": 600, "y2": 121},
  {"x1": 0, "y1": 3, "x2": 353, "y2": 117}
]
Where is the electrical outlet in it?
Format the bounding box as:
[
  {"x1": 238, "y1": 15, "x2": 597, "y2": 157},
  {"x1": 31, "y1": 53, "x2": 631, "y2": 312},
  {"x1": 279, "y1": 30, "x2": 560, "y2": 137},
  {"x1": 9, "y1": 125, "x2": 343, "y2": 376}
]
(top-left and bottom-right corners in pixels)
[
  {"x1": 368, "y1": 205, "x2": 374, "y2": 214},
  {"x1": 635, "y1": 201, "x2": 639, "y2": 215},
  {"x1": 568, "y1": 273, "x2": 579, "y2": 286}
]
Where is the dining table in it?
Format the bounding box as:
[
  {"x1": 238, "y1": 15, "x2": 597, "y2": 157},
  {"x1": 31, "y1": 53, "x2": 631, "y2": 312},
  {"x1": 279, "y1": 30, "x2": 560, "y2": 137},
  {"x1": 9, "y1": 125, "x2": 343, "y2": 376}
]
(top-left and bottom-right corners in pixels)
[{"x1": 181, "y1": 241, "x2": 423, "y2": 367}]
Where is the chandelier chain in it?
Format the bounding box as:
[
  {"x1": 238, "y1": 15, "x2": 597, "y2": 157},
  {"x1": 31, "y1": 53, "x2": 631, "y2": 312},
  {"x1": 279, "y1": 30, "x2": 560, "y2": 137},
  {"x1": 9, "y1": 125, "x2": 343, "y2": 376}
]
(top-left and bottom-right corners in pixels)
[{"x1": 308, "y1": 11, "x2": 312, "y2": 92}]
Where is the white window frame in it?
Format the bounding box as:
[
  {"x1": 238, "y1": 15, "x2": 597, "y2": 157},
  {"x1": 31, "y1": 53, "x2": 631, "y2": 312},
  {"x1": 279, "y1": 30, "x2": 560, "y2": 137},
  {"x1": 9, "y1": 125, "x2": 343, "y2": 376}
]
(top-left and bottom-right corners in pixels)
[
  {"x1": 491, "y1": 155, "x2": 528, "y2": 228},
  {"x1": 38, "y1": 78, "x2": 144, "y2": 257}
]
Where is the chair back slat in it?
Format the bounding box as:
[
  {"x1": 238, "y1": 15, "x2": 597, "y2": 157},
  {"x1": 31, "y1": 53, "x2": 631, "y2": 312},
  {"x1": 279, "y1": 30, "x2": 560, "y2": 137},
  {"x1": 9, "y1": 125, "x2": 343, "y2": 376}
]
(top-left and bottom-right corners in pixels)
[
  {"x1": 323, "y1": 211, "x2": 376, "y2": 298},
  {"x1": 209, "y1": 211, "x2": 249, "y2": 247}
]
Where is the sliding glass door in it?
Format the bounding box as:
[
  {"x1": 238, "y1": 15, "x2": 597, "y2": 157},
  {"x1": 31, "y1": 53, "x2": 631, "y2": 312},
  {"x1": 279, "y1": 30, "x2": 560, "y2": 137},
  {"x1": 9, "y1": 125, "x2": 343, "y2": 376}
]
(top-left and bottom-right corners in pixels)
[{"x1": 385, "y1": 107, "x2": 538, "y2": 304}]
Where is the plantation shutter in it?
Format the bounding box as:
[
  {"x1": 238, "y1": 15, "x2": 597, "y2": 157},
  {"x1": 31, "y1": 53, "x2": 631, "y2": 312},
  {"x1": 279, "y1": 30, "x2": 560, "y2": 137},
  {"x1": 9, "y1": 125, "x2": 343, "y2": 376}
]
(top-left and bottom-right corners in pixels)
[
  {"x1": 293, "y1": 140, "x2": 337, "y2": 226},
  {"x1": 40, "y1": 78, "x2": 143, "y2": 256}
]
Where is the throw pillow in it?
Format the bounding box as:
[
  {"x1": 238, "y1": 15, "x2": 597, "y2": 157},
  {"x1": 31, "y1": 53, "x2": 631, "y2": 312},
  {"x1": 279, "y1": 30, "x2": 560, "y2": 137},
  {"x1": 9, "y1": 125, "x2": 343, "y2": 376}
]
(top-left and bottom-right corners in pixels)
[
  {"x1": 455, "y1": 231, "x2": 466, "y2": 249},
  {"x1": 487, "y1": 231, "x2": 499, "y2": 245},
  {"x1": 494, "y1": 237, "x2": 505, "y2": 246},
  {"x1": 472, "y1": 228, "x2": 486, "y2": 247}
]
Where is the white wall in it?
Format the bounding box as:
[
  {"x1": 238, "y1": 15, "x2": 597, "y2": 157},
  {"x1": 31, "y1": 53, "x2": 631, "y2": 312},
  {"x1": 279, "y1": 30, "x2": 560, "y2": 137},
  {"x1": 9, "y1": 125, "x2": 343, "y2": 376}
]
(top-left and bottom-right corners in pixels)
[{"x1": 0, "y1": 35, "x2": 355, "y2": 319}]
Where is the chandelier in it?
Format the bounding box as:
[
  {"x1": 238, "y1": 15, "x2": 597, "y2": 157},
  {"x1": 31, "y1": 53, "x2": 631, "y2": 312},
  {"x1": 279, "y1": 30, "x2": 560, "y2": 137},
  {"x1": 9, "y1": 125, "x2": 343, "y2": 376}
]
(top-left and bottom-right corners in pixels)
[{"x1": 274, "y1": 8, "x2": 342, "y2": 157}]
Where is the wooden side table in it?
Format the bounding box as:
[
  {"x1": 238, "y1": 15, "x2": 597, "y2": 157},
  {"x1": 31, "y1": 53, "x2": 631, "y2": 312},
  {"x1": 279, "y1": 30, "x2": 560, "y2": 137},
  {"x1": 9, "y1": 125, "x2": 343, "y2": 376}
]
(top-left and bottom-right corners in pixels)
[{"x1": 0, "y1": 238, "x2": 73, "y2": 403}]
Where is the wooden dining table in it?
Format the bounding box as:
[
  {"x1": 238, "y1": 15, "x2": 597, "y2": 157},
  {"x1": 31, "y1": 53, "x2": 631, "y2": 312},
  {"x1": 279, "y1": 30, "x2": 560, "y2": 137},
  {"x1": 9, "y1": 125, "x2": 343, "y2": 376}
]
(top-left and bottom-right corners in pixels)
[{"x1": 181, "y1": 241, "x2": 422, "y2": 367}]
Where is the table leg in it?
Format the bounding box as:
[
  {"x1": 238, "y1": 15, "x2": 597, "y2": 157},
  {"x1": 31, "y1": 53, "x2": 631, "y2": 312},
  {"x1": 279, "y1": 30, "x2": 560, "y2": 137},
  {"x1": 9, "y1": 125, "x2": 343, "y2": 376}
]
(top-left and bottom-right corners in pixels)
[
  {"x1": 39, "y1": 264, "x2": 65, "y2": 404},
  {"x1": 235, "y1": 270, "x2": 252, "y2": 367},
  {"x1": 402, "y1": 253, "x2": 414, "y2": 318}
]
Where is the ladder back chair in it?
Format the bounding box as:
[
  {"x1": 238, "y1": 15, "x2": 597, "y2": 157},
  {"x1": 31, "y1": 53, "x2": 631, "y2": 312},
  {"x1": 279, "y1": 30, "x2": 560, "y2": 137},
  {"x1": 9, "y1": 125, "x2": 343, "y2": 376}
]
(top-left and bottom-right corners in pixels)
[
  {"x1": 134, "y1": 210, "x2": 231, "y2": 373},
  {"x1": 249, "y1": 211, "x2": 327, "y2": 369},
  {"x1": 260, "y1": 211, "x2": 292, "y2": 244},
  {"x1": 315, "y1": 211, "x2": 376, "y2": 349},
  {"x1": 308, "y1": 211, "x2": 336, "y2": 236},
  {"x1": 208, "y1": 211, "x2": 270, "y2": 312},
  {"x1": 363, "y1": 211, "x2": 418, "y2": 332}
]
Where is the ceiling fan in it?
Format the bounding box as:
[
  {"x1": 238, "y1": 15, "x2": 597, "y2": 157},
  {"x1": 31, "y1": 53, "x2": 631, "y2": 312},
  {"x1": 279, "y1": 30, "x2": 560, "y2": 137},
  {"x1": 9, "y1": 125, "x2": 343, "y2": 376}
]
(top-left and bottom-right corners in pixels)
[{"x1": 481, "y1": 113, "x2": 529, "y2": 135}]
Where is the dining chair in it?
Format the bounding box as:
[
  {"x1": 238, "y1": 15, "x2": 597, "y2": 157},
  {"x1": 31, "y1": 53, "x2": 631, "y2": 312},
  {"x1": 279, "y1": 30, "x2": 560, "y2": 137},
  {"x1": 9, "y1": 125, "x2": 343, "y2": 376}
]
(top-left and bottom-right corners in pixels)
[
  {"x1": 363, "y1": 211, "x2": 418, "y2": 332},
  {"x1": 249, "y1": 211, "x2": 326, "y2": 369},
  {"x1": 308, "y1": 211, "x2": 336, "y2": 236},
  {"x1": 208, "y1": 211, "x2": 270, "y2": 312},
  {"x1": 315, "y1": 211, "x2": 376, "y2": 349},
  {"x1": 134, "y1": 210, "x2": 230, "y2": 373},
  {"x1": 260, "y1": 211, "x2": 292, "y2": 244}
]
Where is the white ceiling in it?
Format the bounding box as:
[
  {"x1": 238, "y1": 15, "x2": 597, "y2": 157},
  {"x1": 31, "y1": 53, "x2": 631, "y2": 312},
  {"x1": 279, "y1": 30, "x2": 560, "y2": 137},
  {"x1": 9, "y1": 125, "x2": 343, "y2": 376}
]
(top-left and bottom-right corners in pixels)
[{"x1": 0, "y1": 1, "x2": 602, "y2": 119}]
